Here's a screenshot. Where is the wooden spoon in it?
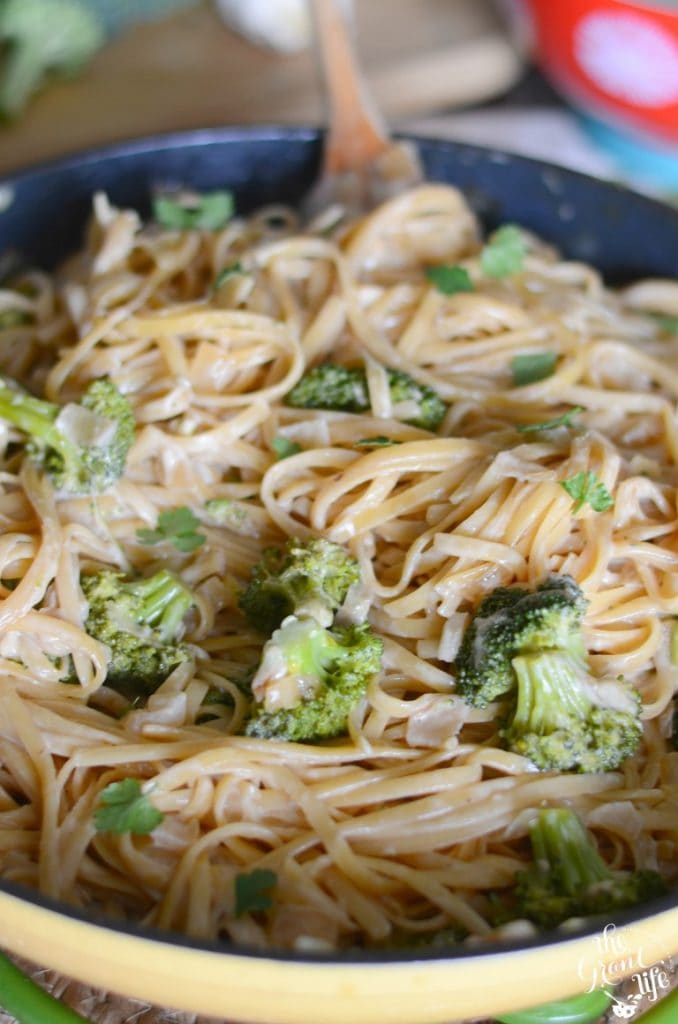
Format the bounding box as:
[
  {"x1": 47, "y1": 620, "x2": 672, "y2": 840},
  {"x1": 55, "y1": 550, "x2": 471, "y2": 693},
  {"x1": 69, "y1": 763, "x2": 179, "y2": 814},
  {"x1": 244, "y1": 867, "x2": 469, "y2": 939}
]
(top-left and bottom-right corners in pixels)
[{"x1": 306, "y1": 0, "x2": 422, "y2": 217}]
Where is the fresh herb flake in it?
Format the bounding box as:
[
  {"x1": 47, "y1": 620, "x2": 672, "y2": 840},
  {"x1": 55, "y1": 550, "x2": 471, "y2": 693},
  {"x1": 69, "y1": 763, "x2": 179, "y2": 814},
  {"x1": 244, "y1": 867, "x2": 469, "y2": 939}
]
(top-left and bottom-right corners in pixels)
[
  {"x1": 234, "y1": 868, "x2": 277, "y2": 916},
  {"x1": 425, "y1": 265, "x2": 473, "y2": 295},
  {"x1": 272, "y1": 437, "x2": 301, "y2": 460},
  {"x1": 94, "y1": 778, "x2": 163, "y2": 835},
  {"x1": 0, "y1": 309, "x2": 32, "y2": 329},
  {"x1": 480, "y1": 225, "x2": 527, "y2": 278},
  {"x1": 354, "y1": 436, "x2": 402, "y2": 449},
  {"x1": 153, "y1": 191, "x2": 234, "y2": 231},
  {"x1": 517, "y1": 406, "x2": 584, "y2": 433},
  {"x1": 671, "y1": 622, "x2": 678, "y2": 668},
  {"x1": 654, "y1": 314, "x2": 678, "y2": 336},
  {"x1": 213, "y1": 261, "x2": 243, "y2": 290},
  {"x1": 561, "y1": 471, "x2": 614, "y2": 513},
  {"x1": 136, "y1": 506, "x2": 206, "y2": 553},
  {"x1": 511, "y1": 351, "x2": 557, "y2": 386}
]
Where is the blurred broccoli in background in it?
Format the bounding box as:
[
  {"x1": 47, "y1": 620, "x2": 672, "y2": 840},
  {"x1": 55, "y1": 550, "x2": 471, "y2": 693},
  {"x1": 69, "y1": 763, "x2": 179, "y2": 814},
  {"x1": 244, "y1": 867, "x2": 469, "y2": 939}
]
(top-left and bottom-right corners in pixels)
[
  {"x1": 0, "y1": 0, "x2": 104, "y2": 118},
  {"x1": 0, "y1": 375, "x2": 134, "y2": 495},
  {"x1": 82, "y1": 567, "x2": 196, "y2": 698},
  {"x1": 506, "y1": 808, "x2": 666, "y2": 930},
  {"x1": 0, "y1": 0, "x2": 197, "y2": 118},
  {"x1": 87, "y1": 0, "x2": 198, "y2": 35},
  {"x1": 287, "y1": 364, "x2": 447, "y2": 432}
]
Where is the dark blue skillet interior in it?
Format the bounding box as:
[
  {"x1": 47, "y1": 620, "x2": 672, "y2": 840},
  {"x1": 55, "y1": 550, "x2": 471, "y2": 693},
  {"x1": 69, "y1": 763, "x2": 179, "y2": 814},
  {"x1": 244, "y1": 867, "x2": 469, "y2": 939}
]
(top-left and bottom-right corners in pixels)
[
  {"x1": 0, "y1": 126, "x2": 675, "y2": 961},
  {"x1": 0, "y1": 126, "x2": 677, "y2": 278}
]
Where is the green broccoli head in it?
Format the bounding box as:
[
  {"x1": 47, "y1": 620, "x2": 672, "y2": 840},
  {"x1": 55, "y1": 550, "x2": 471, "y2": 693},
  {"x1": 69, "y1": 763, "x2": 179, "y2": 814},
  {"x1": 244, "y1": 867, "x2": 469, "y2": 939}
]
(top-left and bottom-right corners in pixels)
[
  {"x1": 286, "y1": 363, "x2": 446, "y2": 431},
  {"x1": 503, "y1": 651, "x2": 643, "y2": 773},
  {"x1": 385, "y1": 369, "x2": 447, "y2": 432},
  {"x1": 0, "y1": 375, "x2": 135, "y2": 495},
  {"x1": 0, "y1": 0, "x2": 105, "y2": 118},
  {"x1": 514, "y1": 808, "x2": 667, "y2": 930},
  {"x1": 245, "y1": 617, "x2": 383, "y2": 742},
  {"x1": 82, "y1": 568, "x2": 196, "y2": 697},
  {"x1": 454, "y1": 574, "x2": 588, "y2": 708},
  {"x1": 239, "y1": 538, "x2": 361, "y2": 634}
]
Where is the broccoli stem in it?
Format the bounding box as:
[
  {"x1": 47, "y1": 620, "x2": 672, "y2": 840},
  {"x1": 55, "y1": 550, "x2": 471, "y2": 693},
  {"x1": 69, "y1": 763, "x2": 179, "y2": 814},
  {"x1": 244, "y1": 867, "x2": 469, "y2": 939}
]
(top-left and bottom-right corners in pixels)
[
  {"x1": 530, "y1": 808, "x2": 610, "y2": 895},
  {"x1": 0, "y1": 952, "x2": 91, "y2": 1024},
  {"x1": 126, "y1": 570, "x2": 194, "y2": 643},
  {"x1": 0, "y1": 380, "x2": 75, "y2": 464},
  {"x1": 511, "y1": 652, "x2": 593, "y2": 732}
]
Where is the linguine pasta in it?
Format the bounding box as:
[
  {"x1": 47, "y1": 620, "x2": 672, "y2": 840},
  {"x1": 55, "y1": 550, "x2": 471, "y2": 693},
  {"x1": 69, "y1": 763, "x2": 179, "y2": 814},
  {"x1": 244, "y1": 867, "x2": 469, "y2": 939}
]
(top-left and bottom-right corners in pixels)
[{"x1": 0, "y1": 184, "x2": 676, "y2": 951}]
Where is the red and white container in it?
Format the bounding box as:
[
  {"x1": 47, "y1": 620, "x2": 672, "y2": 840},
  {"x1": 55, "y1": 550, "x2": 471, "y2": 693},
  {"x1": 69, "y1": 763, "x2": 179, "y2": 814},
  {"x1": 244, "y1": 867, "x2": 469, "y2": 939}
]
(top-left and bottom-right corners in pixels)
[{"x1": 509, "y1": 0, "x2": 678, "y2": 186}]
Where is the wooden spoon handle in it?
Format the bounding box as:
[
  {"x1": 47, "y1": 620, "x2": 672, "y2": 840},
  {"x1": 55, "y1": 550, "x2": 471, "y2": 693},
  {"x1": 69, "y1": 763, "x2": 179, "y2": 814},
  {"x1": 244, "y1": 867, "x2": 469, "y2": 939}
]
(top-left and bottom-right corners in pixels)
[{"x1": 310, "y1": 0, "x2": 389, "y2": 175}]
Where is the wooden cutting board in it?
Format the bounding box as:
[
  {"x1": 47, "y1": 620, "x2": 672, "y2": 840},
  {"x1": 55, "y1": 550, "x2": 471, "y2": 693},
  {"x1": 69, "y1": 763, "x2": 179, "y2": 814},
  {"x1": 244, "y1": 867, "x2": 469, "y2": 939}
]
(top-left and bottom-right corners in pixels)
[{"x1": 0, "y1": 0, "x2": 521, "y2": 175}]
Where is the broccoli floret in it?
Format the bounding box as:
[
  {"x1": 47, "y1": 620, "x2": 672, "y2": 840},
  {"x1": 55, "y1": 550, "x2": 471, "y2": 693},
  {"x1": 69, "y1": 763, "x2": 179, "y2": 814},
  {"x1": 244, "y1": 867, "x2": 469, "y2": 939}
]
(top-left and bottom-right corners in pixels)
[
  {"x1": 454, "y1": 575, "x2": 642, "y2": 771},
  {"x1": 454, "y1": 575, "x2": 587, "y2": 708},
  {"x1": 503, "y1": 651, "x2": 642, "y2": 772},
  {"x1": 239, "y1": 538, "x2": 360, "y2": 634},
  {"x1": 0, "y1": 376, "x2": 134, "y2": 494},
  {"x1": 245, "y1": 616, "x2": 383, "y2": 742},
  {"x1": 513, "y1": 808, "x2": 667, "y2": 929},
  {"x1": 286, "y1": 363, "x2": 446, "y2": 431},
  {"x1": 0, "y1": 0, "x2": 104, "y2": 118},
  {"x1": 82, "y1": 568, "x2": 196, "y2": 697}
]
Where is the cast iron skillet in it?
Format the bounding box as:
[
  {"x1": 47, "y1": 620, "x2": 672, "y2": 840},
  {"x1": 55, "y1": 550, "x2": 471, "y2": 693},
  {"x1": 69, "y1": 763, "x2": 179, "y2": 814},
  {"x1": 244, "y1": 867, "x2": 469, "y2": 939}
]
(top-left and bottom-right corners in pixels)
[{"x1": 0, "y1": 128, "x2": 676, "y2": 1024}]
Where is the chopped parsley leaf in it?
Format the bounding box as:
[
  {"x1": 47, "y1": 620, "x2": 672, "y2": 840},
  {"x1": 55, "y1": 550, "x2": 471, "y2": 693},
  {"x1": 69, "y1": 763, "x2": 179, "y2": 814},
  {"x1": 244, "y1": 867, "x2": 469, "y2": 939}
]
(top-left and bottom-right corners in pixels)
[
  {"x1": 153, "y1": 191, "x2": 234, "y2": 231},
  {"x1": 654, "y1": 314, "x2": 678, "y2": 336},
  {"x1": 670, "y1": 622, "x2": 678, "y2": 668},
  {"x1": 213, "y1": 261, "x2": 243, "y2": 290},
  {"x1": 517, "y1": 406, "x2": 584, "y2": 433},
  {"x1": 234, "y1": 868, "x2": 277, "y2": 916},
  {"x1": 425, "y1": 265, "x2": 473, "y2": 295},
  {"x1": 272, "y1": 437, "x2": 301, "y2": 460},
  {"x1": 94, "y1": 778, "x2": 163, "y2": 835},
  {"x1": 561, "y1": 471, "x2": 614, "y2": 513},
  {"x1": 511, "y1": 351, "x2": 557, "y2": 386},
  {"x1": 136, "y1": 506, "x2": 206, "y2": 553},
  {"x1": 480, "y1": 225, "x2": 527, "y2": 278},
  {"x1": 354, "y1": 436, "x2": 402, "y2": 449},
  {"x1": 0, "y1": 309, "x2": 32, "y2": 329}
]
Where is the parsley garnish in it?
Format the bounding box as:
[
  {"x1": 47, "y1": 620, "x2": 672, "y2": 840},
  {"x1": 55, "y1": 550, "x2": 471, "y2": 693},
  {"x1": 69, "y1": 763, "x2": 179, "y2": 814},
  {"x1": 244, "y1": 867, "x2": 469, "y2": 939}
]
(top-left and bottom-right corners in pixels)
[
  {"x1": 0, "y1": 309, "x2": 32, "y2": 329},
  {"x1": 654, "y1": 314, "x2": 678, "y2": 336},
  {"x1": 511, "y1": 351, "x2": 557, "y2": 386},
  {"x1": 94, "y1": 778, "x2": 164, "y2": 835},
  {"x1": 480, "y1": 225, "x2": 527, "y2": 278},
  {"x1": 354, "y1": 436, "x2": 402, "y2": 449},
  {"x1": 234, "y1": 868, "x2": 277, "y2": 916},
  {"x1": 272, "y1": 437, "x2": 301, "y2": 460},
  {"x1": 670, "y1": 622, "x2": 678, "y2": 668},
  {"x1": 425, "y1": 265, "x2": 473, "y2": 295},
  {"x1": 136, "y1": 506, "x2": 206, "y2": 553},
  {"x1": 517, "y1": 406, "x2": 584, "y2": 433},
  {"x1": 561, "y1": 471, "x2": 614, "y2": 513},
  {"x1": 213, "y1": 261, "x2": 243, "y2": 290},
  {"x1": 153, "y1": 191, "x2": 234, "y2": 231}
]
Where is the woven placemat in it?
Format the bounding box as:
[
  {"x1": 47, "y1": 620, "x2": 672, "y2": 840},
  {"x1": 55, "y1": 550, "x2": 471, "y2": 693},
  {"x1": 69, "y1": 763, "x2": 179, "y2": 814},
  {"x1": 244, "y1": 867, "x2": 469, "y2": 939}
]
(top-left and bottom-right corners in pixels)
[{"x1": 1, "y1": 953, "x2": 676, "y2": 1024}]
